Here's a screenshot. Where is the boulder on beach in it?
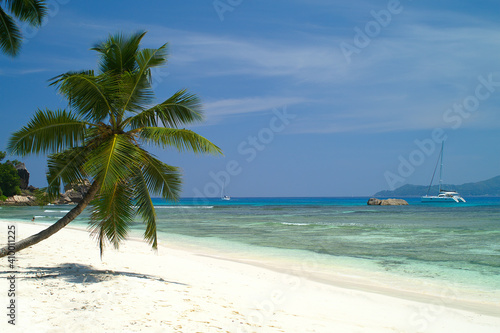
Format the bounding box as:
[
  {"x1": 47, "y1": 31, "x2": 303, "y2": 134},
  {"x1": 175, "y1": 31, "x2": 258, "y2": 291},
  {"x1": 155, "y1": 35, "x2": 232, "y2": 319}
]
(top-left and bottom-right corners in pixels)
[{"x1": 3, "y1": 195, "x2": 36, "y2": 205}]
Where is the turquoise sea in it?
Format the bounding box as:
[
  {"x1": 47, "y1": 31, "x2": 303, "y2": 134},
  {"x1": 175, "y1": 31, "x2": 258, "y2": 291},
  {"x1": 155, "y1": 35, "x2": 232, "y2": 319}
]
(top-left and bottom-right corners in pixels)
[{"x1": 1, "y1": 197, "x2": 499, "y2": 303}]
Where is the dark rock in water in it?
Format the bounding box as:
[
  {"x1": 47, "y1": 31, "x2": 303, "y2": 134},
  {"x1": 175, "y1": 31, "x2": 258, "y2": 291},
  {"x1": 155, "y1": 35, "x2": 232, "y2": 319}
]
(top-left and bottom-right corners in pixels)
[
  {"x1": 15, "y1": 163, "x2": 30, "y2": 190},
  {"x1": 367, "y1": 198, "x2": 382, "y2": 205},
  {"x1": 368, "y1": 198, "x2": 408, "y2": 206}
]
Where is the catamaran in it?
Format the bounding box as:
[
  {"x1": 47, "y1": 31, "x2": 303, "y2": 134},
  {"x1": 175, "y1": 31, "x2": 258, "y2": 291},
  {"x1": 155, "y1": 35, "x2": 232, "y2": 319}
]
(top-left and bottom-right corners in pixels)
[{"x1": 421, "y1": 142, "x2": 466, "y2": 203}]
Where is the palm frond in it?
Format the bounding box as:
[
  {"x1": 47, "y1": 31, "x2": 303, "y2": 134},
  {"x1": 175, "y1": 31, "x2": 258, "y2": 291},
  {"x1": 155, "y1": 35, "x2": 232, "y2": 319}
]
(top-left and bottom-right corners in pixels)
[
  {"x1": 117, "y1": 69, "x2": 154, "y2": 115},
  {"x1": 89, "y1": 181, "x2": 135, "y2": 256},
  {"x1": 140, "y1": 151, "x2": 182, "y2": 201},
  {"x1": 91, "y1": 31, "x2": 146, "y2": 74},
  {"x1": 132, "y1": 170, "x2": 157, "y2": 249},
  {"x1": 84, "y1": 133, "x2": 140, "y2": 191},
  {"x1": 0, "y1": 7, "x2": 21, "y2": 56},
  {"x1": 127, "y1": 89, "x2": 204, "y2": 129},
  {"x1": 49, "y1": 71, "x2": 117, "y2": 123},
  {"x1": 7, "y1": 109, "x2": 86, "y2": 156},
  {"x1": 5, "y1": 0, "x2": 47, "y2": 26},
  {"x1": 139, "y1": 127, "x2": 222, "y2": 155},
  {"x1": 119, "y1": 44, "x2": 168, "y2": 114}
]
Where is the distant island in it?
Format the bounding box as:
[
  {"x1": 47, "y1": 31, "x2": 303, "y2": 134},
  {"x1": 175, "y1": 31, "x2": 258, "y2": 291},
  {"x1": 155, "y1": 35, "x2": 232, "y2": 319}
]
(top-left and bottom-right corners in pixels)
[{"x1": 374, "y1": 175, "x2": 500, "y2": 197}]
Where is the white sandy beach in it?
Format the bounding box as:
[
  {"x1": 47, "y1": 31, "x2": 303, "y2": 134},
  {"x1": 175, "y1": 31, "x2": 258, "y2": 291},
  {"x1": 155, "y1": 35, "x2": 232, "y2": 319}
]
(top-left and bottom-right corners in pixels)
[{"x1": 1, "y1": 222, "x2": 499, "y2": 333}]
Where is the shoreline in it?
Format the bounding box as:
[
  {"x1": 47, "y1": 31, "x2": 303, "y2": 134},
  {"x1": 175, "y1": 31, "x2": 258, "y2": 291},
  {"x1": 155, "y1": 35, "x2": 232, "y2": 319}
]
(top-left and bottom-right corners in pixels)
[{"x1": 1, "y1": 221, "x2": 499, "y2": 332}]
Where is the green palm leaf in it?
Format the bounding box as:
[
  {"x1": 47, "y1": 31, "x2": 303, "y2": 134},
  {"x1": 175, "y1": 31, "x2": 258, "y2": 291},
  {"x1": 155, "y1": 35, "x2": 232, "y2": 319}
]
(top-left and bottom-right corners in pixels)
[
  {"x1": 89, "y1": 181, "x2": 135, "y2": 255},
  {"x1": 91, "y1": 31, "x2": 146, "y2": 74},
  {"x1": 6, "y1": 0, "x2": 46, "y2": 26},
  {"x1": 7, "y1": 109, "x2": 86, "y2": 156},
  {"x1": 128, "y1": 89, "x2": 204, "y2": 128},
  {"x1": 0, "y1": 7, "x2": 21, "y2": 56},
  {"x1": 140, "y1": 151, "x2": 182, "y2": 201},
  {"x1": 84, "y1": 133, "x2": 140, "y2": 191},
  {"x1": 49, "y1": 71, "x2": 118, "y2": 123},
  {"x1": 132, "y1": 169, "x2": 158, "y2": 249},
  {"x1": 139, "y1": 127, "x2": 222, "y2": 155},
  {"x1": 120, "y1": 44, "x2": 168, "y2": 114}
]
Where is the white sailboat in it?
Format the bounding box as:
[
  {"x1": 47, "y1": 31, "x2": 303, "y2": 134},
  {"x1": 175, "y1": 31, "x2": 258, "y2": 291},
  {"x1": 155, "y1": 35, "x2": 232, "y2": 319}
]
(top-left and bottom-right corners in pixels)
[
  {"x1": 221, "y1": 183, "x2": 231, "y2": 201},
  {"x1": 421, "y1": 142, "x2": 466, "y2": 203}
]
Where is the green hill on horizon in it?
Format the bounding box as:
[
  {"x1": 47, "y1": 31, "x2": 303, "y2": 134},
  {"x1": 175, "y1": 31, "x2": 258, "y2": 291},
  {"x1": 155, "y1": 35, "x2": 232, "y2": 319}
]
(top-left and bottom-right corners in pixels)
[{"x1": 374, "y1": 175, "x2": 500, "y2": 197}]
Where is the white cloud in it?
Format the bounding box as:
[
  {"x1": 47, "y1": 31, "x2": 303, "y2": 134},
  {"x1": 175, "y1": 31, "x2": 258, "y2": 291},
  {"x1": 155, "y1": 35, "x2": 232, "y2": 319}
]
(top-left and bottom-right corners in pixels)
[{"x1": 202, "y1": 96, "x2": 306, "y2": 124}]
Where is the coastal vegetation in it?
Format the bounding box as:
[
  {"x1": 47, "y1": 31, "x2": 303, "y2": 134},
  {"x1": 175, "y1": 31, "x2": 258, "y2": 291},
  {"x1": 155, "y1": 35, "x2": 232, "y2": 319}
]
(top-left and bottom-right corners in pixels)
[
  {"x1": 0, "y1": 0, "x2": 47, "y2": 57},
  {"x1": 0, "y1": 31, "x2": 221, "y2": 258},
  {"x1": 0, "y1": 151, "x2": 21, "y2": 199}
]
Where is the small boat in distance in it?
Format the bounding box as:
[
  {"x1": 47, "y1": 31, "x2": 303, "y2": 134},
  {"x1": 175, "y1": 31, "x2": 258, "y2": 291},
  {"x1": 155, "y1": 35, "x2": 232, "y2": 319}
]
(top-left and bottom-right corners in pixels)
[
  {"x1": 221, "y1": 183, "x2": 231, "y2": 201},
  {"x1": 421, "y1": 142, "x2": 466, "y2": 203}
]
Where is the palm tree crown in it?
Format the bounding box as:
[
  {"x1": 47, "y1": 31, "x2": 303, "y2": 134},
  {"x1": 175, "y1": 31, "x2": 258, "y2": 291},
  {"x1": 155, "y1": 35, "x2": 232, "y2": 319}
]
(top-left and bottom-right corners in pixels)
[
  {"x1": 7, "y1": 31, "x2": 221, "y2": 255},
  {"x1": 0, "y1": 0, "x2": 47, "y2": 56}
]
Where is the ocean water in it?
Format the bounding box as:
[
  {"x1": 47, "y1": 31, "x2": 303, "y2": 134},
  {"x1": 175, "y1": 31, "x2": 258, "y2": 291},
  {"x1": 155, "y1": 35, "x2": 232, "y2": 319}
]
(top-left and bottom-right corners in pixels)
[{"x1": 1, "y1": 197, "x2": 499, "y2": 302}]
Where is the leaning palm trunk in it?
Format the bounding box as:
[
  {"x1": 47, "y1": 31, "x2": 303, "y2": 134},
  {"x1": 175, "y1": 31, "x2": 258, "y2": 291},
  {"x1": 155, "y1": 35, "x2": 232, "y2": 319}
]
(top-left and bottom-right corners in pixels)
[{"x1": 0, "y1": 181, "x2": 100, "y2": 258}]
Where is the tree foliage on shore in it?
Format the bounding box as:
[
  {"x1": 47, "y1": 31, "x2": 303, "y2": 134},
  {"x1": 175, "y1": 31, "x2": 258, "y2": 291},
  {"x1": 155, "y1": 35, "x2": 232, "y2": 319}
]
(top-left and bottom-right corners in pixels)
[
  {"x1": 0, "y1": 0, "x2": 47, "y2": 57},
  {"x1": 1, "y1": 31, "x2": 221, "y2": 258},
  {"x1": 0, "y1": 151, "x2": 21, "y2": 198}
]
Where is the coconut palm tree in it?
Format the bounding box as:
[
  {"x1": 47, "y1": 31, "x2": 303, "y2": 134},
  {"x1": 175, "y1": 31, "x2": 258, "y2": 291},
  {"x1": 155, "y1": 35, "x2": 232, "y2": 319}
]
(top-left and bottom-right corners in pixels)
[
  {"x1": 0, "y1": 0, "x2": 47, "y2": 56},
  {"x1": 0, "y1": 31, "x2": 221, "y2": 257}
]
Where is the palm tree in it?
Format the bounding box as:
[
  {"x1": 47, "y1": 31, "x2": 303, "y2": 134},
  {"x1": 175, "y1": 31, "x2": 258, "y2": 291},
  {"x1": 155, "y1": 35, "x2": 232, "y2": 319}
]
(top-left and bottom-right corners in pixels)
[
  {"x1": 0, "y1": 31, "x2": 221, "y2": 258},
  {"x1": 0, "y1": 0, "x2": 47, "y2": 56}
]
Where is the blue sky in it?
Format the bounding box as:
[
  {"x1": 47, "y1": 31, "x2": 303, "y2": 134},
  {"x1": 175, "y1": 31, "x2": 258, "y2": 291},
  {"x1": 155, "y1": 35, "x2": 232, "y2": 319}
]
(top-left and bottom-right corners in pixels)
[{"x1": 1, "y1": 0, "x2": 499, "y2": 197}]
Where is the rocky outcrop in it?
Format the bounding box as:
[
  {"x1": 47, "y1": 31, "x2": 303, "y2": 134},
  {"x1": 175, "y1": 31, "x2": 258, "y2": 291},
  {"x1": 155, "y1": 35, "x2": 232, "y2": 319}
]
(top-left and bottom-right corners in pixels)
[
  {"x1": 380, "y1": 198, "x2": 409, "y2": 206},
  {"x1": 367, "y1": 198, "x2": 408, "y2": 206},
  {"x1": 1, "y1": 179, "x2": 92, "y2": 206},
  {"x1": 52, "y1": 179, "x2": 92, "y2": 204},
  {"x1": 3, "y1": 195, "x2": 36, "y2": 205},
  {"x1": 15, "y1": 163, "x2": 30, "y2": 190}
]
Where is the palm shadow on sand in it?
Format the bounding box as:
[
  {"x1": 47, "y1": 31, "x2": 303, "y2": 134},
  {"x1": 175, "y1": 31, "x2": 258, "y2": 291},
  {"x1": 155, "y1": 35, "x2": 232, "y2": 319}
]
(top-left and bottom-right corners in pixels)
[{"x1": 15, "y1": 263, "x2": 186, "y2": 285}]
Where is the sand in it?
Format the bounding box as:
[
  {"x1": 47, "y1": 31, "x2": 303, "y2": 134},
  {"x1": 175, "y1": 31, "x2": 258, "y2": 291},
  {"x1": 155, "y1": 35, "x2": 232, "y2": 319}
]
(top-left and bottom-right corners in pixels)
[{"x1": 1, "y1": 222, "x2": 499, "y2": 333}]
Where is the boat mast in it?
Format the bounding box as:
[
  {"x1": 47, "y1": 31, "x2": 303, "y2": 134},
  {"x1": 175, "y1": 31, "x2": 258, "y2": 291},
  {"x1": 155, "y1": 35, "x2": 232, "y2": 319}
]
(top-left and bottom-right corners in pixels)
[{"x1": 438, "y1": 141, "x2": 444, "y2": 193}]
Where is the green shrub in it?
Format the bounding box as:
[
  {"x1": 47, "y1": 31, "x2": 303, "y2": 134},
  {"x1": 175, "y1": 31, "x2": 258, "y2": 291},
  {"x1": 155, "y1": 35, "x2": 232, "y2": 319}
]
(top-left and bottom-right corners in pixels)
[{"x1": 0, "y1": 163, "x2": 21, "y2": 197}]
